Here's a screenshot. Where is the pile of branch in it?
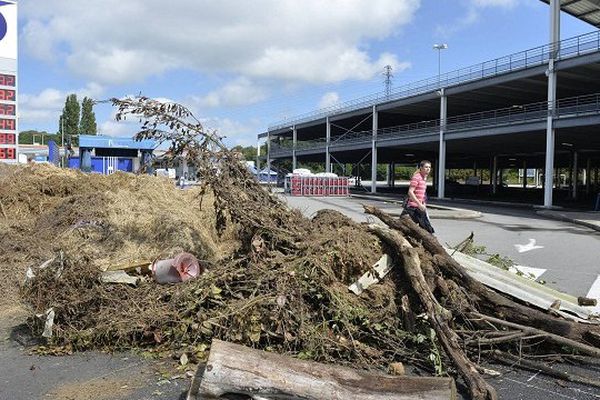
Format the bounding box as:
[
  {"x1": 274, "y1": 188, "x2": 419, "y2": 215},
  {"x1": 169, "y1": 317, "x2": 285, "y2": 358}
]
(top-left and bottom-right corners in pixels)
[{"x1": 16, "y1": 97, "x2": 600, "y2": 400}]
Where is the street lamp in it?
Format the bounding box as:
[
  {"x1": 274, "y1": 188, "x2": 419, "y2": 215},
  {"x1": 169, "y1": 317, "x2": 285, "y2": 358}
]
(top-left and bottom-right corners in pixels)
[{"x1": 433, "y1": 43, "x2": 448, "y2": 87}]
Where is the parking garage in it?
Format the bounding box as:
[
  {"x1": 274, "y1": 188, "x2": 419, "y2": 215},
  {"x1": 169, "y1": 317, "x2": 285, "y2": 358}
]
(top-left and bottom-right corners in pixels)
[{"x1": 259, "y1": 1, "x2": 600, "y2": 208}]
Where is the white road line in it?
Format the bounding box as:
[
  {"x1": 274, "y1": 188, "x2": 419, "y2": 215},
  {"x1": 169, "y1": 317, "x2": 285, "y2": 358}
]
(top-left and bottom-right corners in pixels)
[{"x1": 514, "y1": 238, "x2": 544, "y2": 253}]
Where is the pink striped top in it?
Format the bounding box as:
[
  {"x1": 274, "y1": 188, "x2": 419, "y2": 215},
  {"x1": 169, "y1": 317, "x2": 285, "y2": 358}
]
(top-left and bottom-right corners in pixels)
[{"x1": 407, "y1": 171, "x2": 427, "y2": 208}]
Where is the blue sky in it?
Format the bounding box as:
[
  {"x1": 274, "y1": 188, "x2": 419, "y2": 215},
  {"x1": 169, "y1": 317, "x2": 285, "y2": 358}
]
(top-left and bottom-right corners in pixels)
[{"x1": 16, "y1": 0, "x2": 595, "y2": 147}]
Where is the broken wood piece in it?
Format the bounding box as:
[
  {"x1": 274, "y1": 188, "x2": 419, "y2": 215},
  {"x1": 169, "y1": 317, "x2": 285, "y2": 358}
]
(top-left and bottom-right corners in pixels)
[
  {"x1": 348, "y1": 254, "x2": 392, "y2": 295},
  {"x1": 105, "y1": 260, "x2": 152, "y2": 272},
  {"x1": 188, "y1": 339, "x2": 457, "y2": 400},
  {"x1": 100, "y1": 270, "x2": 140, "y2": 286},
  {"x1": 578, "y1": 296, "x2": 598, "y2": 307}
]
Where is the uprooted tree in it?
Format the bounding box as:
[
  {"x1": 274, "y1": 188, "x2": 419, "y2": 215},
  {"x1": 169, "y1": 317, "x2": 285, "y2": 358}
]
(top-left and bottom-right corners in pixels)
[{"x1": 14, "y1": 96, "x2": 600, "y2": 400}]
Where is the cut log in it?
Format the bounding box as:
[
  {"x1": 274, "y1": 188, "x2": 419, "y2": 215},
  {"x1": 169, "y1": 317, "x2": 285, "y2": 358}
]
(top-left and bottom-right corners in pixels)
[
  {"x1": 363, "y1": 205, "x2": 600, "y2": 344},
  {"x1": 189, "y1": 339, "x2": 457, "y2": 400}
]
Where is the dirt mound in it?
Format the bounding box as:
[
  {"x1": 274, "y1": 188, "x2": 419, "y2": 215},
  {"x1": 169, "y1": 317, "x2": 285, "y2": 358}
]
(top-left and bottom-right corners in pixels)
[{"x1": 0, "y1": 163, "x2": 221, "y2": 309}]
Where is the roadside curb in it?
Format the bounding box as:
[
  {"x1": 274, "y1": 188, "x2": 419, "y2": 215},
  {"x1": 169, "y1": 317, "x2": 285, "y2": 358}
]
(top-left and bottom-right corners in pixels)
[
  {"x1": 536, "y1": 210, "x2": 600, "y2": 232},
  {"x1": 350, "y1": 193, "x2": 482, "y2": 219}
]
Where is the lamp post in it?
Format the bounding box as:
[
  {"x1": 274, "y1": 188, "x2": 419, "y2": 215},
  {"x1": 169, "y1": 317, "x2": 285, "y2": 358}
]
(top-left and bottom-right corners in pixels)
[{"x1": 433, "y1": 43, "x2": 448, "y2": 87}]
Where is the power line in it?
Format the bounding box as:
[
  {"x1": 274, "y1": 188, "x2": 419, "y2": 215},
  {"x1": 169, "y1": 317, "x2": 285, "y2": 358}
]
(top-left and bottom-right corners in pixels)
[{"x1": 383, "y1": 65, "x2": 393, "y2": 98}]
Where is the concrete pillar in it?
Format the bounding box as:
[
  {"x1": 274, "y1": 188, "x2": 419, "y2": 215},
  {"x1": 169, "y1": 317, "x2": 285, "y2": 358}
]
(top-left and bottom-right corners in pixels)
[
  {"x1": 371, "y1": 105, "x2": 378, "y2": 194},
  {"x1": 292, "y1": 125, "x2": 297, "y2": 171},
  {"x1": 267, "y1": 132, "x2": 271, "y2": 185},
  {"x1": 572, "y1": 151, "x2": 578, "y2": 200},
  {"x1": 141, "y1": 150, "x2": 153, "y2": 174},
  {"x1": 386, "y1": 164, "x2": 392, "y2": 186},
  {"x1": 390, "y1": 162, "x2": 396, "y2": 187},
  {"x1": 326, "y1": 117, "x2": 331, "y2": 173},
  {"x1": 522, "y1": 160, "x2": 527, "y2": 189},
  {"x1": 438, "y1": 89, "x2": 447, "y2": 198},
  {"x1": 586, "y1": 158, "x2": 591, "y2": 195},
  {"x1": 544, "y1": 0, "x2": 560, "y2": 208},
  {"x1": 432, "y1": 159, "x2": 438, "y2": 194},
  {"x1": 492, "y1": 156, "x2": 498, "y2": 194},
  {"x1": 256, "y1": 138, "x2": 261, "y2": 171}
]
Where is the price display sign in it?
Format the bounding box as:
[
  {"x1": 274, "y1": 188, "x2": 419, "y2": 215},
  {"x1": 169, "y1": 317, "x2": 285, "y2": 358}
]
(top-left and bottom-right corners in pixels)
[
  {"x1": 0, "y1": 103, "x2": 15, "y2": 115},
  {"x1": 0, "y1": 88, "x2": 15, "y2": 101},
  {"x1": 0, "y1": 118, "x2": 15, "y2": 131},
  {"x1": 0, "y1": 133, "x2": 15, "y2": 144},
  {"x1": 0, "y1": 73, "x2": 15, "y2": 87},
  {"x1": 0, "y1": 1, "x2": 18, "y2": 164},
  {"x1": 0, "y1": 147, "x2": 15, "y2": 160}
]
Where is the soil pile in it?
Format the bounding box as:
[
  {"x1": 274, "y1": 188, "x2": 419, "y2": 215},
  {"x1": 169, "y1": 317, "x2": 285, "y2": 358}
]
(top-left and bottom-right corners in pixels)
[{"x1": 0, "y1": 164, "x2": 221, "y2": 309}]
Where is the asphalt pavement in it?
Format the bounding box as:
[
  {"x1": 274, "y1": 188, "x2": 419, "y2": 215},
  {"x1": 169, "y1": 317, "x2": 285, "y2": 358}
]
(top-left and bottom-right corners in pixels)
[{"x1": 0, "y1": 307, "x2": 190, "y2": 400}]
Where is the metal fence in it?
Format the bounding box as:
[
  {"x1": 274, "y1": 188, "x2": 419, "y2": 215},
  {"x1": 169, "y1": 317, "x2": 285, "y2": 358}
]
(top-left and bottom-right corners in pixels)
[
  {"x1": 269, "y1": 93, "x2": 600, "y2": 156},
  {"x1": 269, "y1": 30, "x2": 600, "y2": 131}
]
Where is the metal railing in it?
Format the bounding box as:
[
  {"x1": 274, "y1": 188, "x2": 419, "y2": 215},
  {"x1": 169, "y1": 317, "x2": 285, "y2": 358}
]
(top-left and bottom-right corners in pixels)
[
  {"x1": 269, "y1": 93, "x2": 600, "y2": 156},
  {"x1": 268, "y1": 30, "x2": 600, "y2": 131}
]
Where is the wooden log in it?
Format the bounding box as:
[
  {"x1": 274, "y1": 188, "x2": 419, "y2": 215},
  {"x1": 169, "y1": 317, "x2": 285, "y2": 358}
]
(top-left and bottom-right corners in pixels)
[
  {"x1": 363, "y1": 205, "x2": 600, "y2": 344},
  {"x1": 367, "y1": 225, "x2": 497, "y2": 400},
  {"x1": 190, "y1": 339, "x2": 457, "y2": 400},
  {"x1": 578, "y1": 296, "x2": 598, "y2": 307}
]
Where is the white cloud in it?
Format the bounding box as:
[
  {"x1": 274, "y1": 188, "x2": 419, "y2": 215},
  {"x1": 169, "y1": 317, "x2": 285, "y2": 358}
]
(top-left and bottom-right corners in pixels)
[
  {"x1": 318, "y1": 92, "x2": 340, "y2": 109},
  {"x1": 192, "y1": 78, "x2": 268, "y2": 108},
  {"x1": 20, "y1": 0, "x2": 420, "y2": 85},
  {"x1": 200, "y1": 116, "x2": 263, "y2": 147},
  {"x1": 19, "y1": 83, "x2": 105, "y2": 126},
  {"x1": 98, "y1": 119, "x2": 135, "y2": 138}
]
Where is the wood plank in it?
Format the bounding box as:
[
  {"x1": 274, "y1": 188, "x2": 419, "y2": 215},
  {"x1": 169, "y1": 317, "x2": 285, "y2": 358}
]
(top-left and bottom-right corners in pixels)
[{"x1": 189, "y1": 340, "x2": 456, "y2": 400}]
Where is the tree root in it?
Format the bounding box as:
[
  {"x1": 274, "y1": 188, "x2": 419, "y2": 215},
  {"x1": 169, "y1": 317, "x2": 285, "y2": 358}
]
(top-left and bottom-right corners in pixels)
[{"x1": 368, "y1": 224, "x2": 497, "y2": 400}]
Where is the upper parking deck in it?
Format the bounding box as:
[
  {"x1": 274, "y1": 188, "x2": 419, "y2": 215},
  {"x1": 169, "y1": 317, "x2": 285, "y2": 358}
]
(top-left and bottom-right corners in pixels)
[{"x1": 264, "y1": 30, "x2": 600, "y2": 136}]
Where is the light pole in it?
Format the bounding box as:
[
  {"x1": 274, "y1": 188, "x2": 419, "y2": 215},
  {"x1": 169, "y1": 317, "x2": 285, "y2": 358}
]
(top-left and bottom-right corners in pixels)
[{"x1": 433, "y1": 43, "x2": 448, "y2": 87}]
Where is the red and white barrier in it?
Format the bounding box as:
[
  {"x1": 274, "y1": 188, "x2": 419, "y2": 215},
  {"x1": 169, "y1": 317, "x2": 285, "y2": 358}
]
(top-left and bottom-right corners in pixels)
[{"x1": 286, "y1": 174, "x2": 349, "y2": 197}]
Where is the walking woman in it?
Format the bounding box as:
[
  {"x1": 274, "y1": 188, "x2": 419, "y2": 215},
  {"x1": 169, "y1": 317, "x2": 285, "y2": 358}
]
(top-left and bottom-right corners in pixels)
[{"x1": 402, "y1": 160, "x2": 435, "y2": 234}]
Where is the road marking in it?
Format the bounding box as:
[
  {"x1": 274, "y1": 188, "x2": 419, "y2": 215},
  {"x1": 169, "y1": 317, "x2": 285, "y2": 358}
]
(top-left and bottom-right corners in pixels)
[
  {"x1": 514, "y1": 238, "x2": 544, "y2": 253},
  {"x1": 509, "y1": 265, "x2": 546, "y2": 280},
  {"x1": 585, "y1": 274, "x2": 600, "y2": 314}
]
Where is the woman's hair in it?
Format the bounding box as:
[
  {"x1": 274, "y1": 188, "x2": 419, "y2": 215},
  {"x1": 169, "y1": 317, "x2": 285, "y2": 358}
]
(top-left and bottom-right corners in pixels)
[{"x1": 419, "y1": 160, "x2": 431, "y2": 168}]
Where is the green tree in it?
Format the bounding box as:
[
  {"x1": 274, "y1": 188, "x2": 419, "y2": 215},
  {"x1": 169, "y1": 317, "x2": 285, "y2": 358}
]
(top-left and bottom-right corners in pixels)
[
  {"x1": 18, "y1": 130, "x2": 58, "y2": 145},
  {"x1": 79, "y1": 97, "x2": 97, "y2": 135},
  {"x1": 58, "y1": 94, "x2": 80, "y2": 147}
]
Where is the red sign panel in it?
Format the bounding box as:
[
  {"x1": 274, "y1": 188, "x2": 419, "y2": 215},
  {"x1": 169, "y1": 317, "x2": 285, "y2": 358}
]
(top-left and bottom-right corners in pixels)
[
  {"x1": 0, "y1": 147, "x2": 16, "y2": 159},
  {"x1": 0, "y1": 103, "x2": 15, "y2": 115},
  {"x1": 0, "y1": 118, "x2": 15, "y2": 131},
  {"x1": 0, "y1": 133, "x2": 15, "y2": 144},
  {"x1": 0, "y1": 74, "x2": 15, "y2": 87},
  {"x1": 0, "y1": 89, "x2": 15, "y2": 102}
]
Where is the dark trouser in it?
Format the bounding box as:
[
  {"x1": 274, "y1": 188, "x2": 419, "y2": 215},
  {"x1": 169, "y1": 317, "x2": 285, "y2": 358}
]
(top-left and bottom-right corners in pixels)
[{"x1": 401, "y1": 206, "x2": 435, "y2": 234}]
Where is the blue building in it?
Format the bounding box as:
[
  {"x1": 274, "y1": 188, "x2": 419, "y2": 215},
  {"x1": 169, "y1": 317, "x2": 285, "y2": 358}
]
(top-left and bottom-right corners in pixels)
[{"x1": 72, "y1": 135, "x2": 157, "y2": 174}]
